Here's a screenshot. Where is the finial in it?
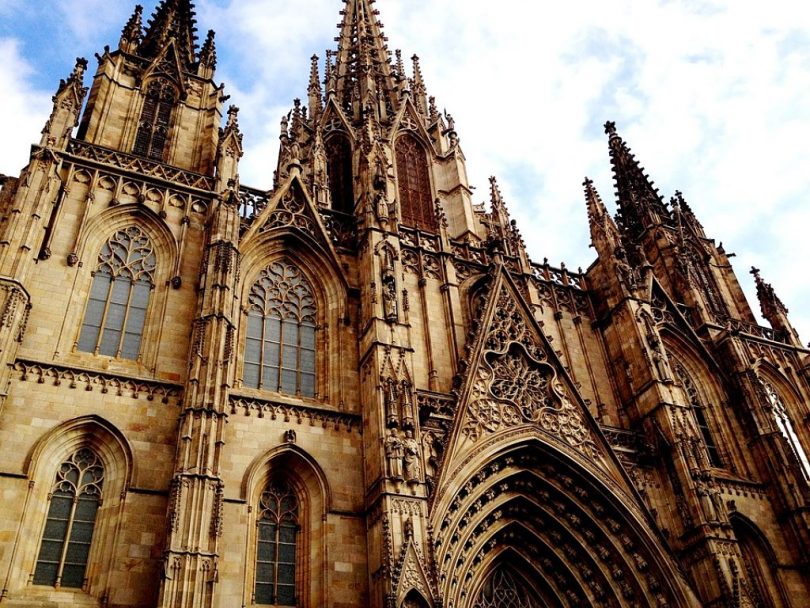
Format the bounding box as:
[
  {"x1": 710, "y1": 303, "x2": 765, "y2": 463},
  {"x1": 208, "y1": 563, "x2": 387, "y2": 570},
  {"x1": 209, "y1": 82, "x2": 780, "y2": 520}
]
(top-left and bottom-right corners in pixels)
[
  {"x1": 395, "y1": 49, "x2": 405, "y2": 81},
  {"x1": 750, "y1": 266, "x2": 761, "y2": 281},
  {"x1": 604, "y1": 120, "x2": 618, "y2": 138},
  {"x1": 226, "y1": 105, "x2": 239, "y2": 127},
  {"x1": 120, "y1": 4, "x2": 144, "y2": 52},
  {"x1": 199, "y1": 29, "x2": 216, "y2": 70}
]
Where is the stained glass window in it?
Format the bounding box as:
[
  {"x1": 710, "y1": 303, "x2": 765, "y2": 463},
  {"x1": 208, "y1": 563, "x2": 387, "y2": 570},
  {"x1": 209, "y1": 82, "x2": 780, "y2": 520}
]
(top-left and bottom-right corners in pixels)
[
  {"x1": 244, "y1": 261, "x2": 316, "y2": 398},
  {"x1": 395, "y1": 134, "x2": 436, "y2": 232},
  {"x1": 674, "y1": 363, "x2": 723, "y2": 467},
  {"x1": 255, "y1": 480, "x2": 299, "y2": 606},
  {"x1": 33, "y1": 448, "x2": 104, "y2": 589},
  {"x1": 133, "y1": 79, "x2": 175, "y2": 161},
  {"x1": 325, "y1": 135, "x2": 354, "y2": 214},
  {"x1": 77, "y1": 226, "x2": 156, "y2": 360},
  {"x1": 764, "y1": 381, "x2": 810, "y2": 479}
]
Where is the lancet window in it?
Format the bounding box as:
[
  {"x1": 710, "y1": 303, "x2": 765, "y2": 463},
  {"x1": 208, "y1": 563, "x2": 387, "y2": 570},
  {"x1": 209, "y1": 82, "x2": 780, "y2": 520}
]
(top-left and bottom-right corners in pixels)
[
  {"x1": 33, "y1": 448, "x2": 104, "y2": 589},
  {"x1": 133, "y1": 79, "x2": 175, "y2": 160},
  {"x1": 77, "y1": 226, "x2": 156, "y2": 360},
  {"x1": 325, "y1": 135, "x2": 354, "y2": 213},
  {"x1": 255, "y1": 480, "x2": 299, "y2": 606},
  {"x1": 244, "y1": 261, "x2": 317, "y2": 398},
  {"x1": 674, "y1": 362, "x2": 723, "y2": 467},
  {"x1": 764, "y1": 381, "x2": 810, "y2": 479},
  {"x1": 395, "y1": 133, "x2": 436, "y2": 231}
]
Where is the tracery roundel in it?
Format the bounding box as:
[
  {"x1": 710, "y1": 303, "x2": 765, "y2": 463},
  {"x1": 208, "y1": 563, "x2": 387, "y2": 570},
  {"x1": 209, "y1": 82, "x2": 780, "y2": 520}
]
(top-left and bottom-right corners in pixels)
[{"x1": 97, "y1": 226, "x2": 157, "y2": 283}]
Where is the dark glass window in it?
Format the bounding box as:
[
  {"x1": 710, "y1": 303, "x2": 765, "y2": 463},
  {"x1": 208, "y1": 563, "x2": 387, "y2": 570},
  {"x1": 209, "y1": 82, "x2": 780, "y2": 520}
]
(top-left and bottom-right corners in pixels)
[
  {"x1": 133, "y1": 80, "x2": 175, "y2": 161},
  {"x1": 33, "y1": 448, "x2": 104, "y2": 589},
  {"x1": 244, "y1": 261, "x2": 316, "y2": 398},
  {"x1": 325, "y1": 135, "x2": 354, "y2": 213},
  {"x1": 395, "y1": 133, "x2": 436, "y2": 231},
  {"x1": 78, "y1": 226, "x2": 156, "y2": 360},
  {"x1": 255, "y1": 481, "x2": 299, "y2": 606},
  {"x1": 674, "y1": 362, "x2": 723, "y2": 467}
]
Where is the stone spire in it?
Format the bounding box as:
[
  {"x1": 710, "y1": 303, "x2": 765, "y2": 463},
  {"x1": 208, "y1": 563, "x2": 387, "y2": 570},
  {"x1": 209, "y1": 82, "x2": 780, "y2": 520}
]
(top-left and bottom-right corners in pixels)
[
  {"x1": 119, "y1": 4, "x2": 144, "y2": 54},
  {"x1": 140, "y1": 0, "x2": 199, "y2": 69},
  {"x1": 332, "y1": 0, "x2": 398, "y2": 121},
  {"x1": 750, "y1": 267, "x2": 799, "y2": 343},
  {"x1": 605, "y1": 121, "x2": 672, "y2": 243},
  {"x1": 585, "y1": 177, "x2": 621, "y2": 256}
]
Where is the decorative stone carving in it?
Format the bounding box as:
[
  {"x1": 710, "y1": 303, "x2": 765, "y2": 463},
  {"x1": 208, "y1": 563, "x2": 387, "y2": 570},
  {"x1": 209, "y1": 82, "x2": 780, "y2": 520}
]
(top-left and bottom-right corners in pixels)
[
  {"x1": 385, "y1": 430, "x2": 404, "y2": 480},
  {"x1": 403, "y1": 430, "x2": 422, "y2": 483}
]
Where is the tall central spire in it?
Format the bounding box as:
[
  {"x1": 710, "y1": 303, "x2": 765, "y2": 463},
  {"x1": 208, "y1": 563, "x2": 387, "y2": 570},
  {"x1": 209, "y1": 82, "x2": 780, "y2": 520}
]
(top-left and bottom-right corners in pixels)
[
  {"x1": 331, "y1": 0, "x2": 398, "y2": 116},
  {"x1": 140, "y1": 0, "x2": 199, "y2": 69}
]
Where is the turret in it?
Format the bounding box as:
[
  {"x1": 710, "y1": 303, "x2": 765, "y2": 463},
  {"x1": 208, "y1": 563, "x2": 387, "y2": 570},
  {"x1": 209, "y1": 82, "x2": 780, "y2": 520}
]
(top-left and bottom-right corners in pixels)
[{"x1": 76, "y1": 0, "x2": 223, "y2": 174}]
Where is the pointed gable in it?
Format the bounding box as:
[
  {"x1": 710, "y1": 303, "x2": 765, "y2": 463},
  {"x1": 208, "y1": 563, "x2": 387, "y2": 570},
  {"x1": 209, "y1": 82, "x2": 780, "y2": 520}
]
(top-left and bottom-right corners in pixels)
[{"x1": 435, "y1": 266, "x2": 638, "y2": 496}]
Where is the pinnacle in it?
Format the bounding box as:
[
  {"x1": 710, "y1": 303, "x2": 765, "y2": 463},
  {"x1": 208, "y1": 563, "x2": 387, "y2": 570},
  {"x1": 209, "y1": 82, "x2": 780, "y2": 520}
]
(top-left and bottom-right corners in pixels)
[
  {"x1": 604, "y1": 120, "x2": 671, "y2": 240},
  {"x1": 140, "y1": 0, "x2": 199, "y2": 69},
  {"x1": 120, "y1": 4, "x2": 144, "y2": 50}
]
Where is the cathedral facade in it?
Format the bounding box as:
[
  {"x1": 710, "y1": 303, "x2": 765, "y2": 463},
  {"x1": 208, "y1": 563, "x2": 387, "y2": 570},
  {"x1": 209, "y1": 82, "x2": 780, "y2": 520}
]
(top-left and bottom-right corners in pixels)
[{"x1": 0, "y1": 1, "x2": 809, "y2": 607}]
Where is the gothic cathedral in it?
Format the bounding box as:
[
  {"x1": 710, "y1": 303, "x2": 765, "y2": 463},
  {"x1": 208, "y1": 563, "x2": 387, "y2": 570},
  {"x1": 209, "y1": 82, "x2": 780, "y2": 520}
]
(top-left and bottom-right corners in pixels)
[{"x1": 0, "y1": 1, "x2": 808, "y2": 607}]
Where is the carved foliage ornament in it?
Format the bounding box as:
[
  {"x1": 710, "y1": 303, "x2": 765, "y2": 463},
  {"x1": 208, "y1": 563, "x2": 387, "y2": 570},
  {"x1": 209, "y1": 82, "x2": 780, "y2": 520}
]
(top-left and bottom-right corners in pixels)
[{"x1": 463, "y1": 289, "x2": 599, "y2": 459}]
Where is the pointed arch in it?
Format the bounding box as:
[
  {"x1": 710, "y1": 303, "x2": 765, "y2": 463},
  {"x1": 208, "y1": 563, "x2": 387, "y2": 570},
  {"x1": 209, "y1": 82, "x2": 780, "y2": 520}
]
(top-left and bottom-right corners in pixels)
[
  {"x1": 65, "y1": 206, "x2": 177, "y2": 371},
  {"x1": 395, "y1": 132, "x2": 436, "y2": 232},
  {"x1": 241, "y1": 445, "x2": 331, "y2": 607},
  {"x1": 6, "y1": 417, "x2": 133, "y2": 601},
  {"x1": 432, "y1": 435, "x2": 700, "y2": 608},
  {"x1": 662, "y1": 331, "x2": 730, "y2": 470},
  {"x1": 325, "y1": 133, "x2": 354, "y2": 213},
  {"x1": 730, "y1": 514, "x2": 789, "y2": 608},
  {"x1": 470, "y1": 556, "x2": 558, "y2": 608},
  {"x1": 402, "y1": 588, "x2": 432, "y2": 608},
  {"x1": 133, "y1": 77, "x2": 178, "y2": 161},
  {"x1": 755, "y1": 366, "x2": 810, "y2": 480}
]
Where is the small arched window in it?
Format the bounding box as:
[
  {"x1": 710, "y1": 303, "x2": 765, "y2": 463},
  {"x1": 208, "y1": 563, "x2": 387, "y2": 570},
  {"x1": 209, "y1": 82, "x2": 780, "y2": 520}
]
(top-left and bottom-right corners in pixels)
[
  {"x1": 395, "y1": 133, "x2": 436, "y2": 232},
  {"x1": 133, "y1": 79, "x2": 175, "y2": 160},
  {"x1": 244, "y1": 261, "x2": 316, "y2": 397},
  {"x1": 77, "y1": 226, "x2": 156, "y2": 360},
  {"x1": 764, "y1": 381, "x2": 810, "y2": 479},
  {"x1": 674, "y1": 362, "x2": 723, "y2": 467},
  {"x1": 33, "y1": 448, "x2": 104, "y2": 589},
  {"x1": 255, "y1": 480, "x2": 299, "y2": 606},
  {"x1": 325, "y1": 135, "x2": 354, "y2": 213}
]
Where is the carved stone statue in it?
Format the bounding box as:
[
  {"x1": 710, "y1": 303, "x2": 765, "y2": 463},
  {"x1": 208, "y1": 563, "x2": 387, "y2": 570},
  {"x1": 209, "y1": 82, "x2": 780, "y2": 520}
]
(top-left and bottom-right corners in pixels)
[
  {"x1": 403, "y1": 430, "x2": 421, "y2": 483},
  {"x1": 382, "y1": 279, "x2": 398, "y2": 322},
  {"x1": 384, "y1": 430, "x2": 403, "y2": 480}
]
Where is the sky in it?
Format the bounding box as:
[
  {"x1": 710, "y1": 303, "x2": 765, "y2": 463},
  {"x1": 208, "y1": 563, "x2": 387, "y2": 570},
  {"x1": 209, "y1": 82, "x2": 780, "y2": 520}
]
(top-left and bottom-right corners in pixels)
[{"x1": 0, "y1": 0, "x2": 808, "y2": 343}]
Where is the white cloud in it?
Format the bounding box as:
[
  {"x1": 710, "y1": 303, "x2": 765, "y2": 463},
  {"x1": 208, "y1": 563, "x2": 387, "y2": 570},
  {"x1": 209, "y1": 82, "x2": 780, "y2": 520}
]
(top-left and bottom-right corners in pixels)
[
  {"x1": 0, "y1": 38, "x2": 52, "y2": 176},
  {"x1": 2, "y1": 0, "x2": 808, "y2": 341}
]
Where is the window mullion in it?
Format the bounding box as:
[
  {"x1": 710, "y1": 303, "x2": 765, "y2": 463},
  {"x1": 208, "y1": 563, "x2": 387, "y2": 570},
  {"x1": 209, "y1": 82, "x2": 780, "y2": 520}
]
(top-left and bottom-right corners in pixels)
[
  {"x1": 296, "y1": 318, "x2": 302, "y2": 396},
  {"x1": 54, "y1": 494, "x2": 80, "y2": 589},
  {"x1": 115, "y1": 280, "x2": 136, "y2": 358},
  {"x1": 95, "y1": 275, "x2": 115, "y2": 355},
  {"x1": 277, "y1": 318, "x2": 284, "y2": 393},
  {"x1": 273, "y1": 518, "x2": 282, "y2": 604},
  {"x1": 258, "y1": 311, "x2": 267, "y2": 390}
]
